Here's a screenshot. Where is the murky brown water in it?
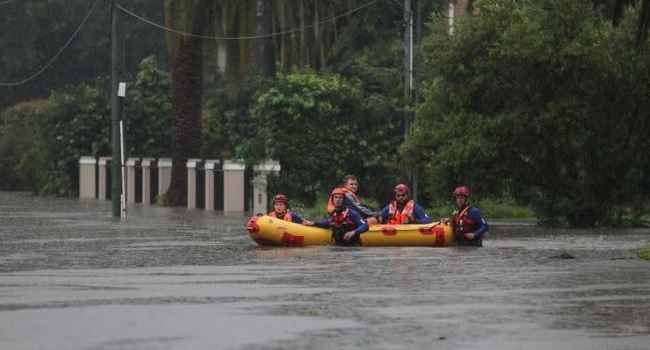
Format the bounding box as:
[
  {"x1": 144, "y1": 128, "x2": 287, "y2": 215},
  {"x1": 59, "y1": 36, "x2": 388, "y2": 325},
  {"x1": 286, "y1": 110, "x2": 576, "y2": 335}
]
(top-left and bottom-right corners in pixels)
[{"x1": 1, "y1": 192, "x2": 649, "y2": 349}]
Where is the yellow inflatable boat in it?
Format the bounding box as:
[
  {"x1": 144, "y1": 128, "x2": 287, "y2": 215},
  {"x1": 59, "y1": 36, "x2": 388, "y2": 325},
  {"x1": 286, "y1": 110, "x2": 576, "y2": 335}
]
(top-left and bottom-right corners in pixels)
[{"x1": 246, "y1": 215, "x2": 454, "y2": 247}]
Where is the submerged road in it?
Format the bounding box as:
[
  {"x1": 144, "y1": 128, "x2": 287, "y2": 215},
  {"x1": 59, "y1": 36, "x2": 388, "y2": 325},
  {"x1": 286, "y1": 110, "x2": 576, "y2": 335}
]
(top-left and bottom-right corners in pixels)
[{"x1": 0, "y1": 192, "x2": 649, "y2": 349}]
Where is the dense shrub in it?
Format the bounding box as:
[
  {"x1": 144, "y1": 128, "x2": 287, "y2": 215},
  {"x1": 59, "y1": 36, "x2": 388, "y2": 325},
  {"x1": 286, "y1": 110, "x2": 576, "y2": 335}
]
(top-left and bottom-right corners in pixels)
[
  {"x1": 242, "y1": 71, "x2": 403, "y2": 206},
  {"x1": 2, "y1": 57, "x2": 171, "y2": 196},
  {"x1": 0, "y1": 99, "x2": 52, "y2": 191},
  {"x1": 403, "y1": 0, "x2": 650, "y2": 226},
  {"x1": 38, "y1": 78, "x2": 111, "y2": 196}
]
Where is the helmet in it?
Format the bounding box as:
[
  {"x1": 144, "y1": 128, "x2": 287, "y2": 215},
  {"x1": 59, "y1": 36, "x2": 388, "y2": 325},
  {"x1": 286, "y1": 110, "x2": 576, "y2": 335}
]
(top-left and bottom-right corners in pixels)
[
  {"x1": 394, "y1": 184, "x2": 410, "y2": 194},
  {"x1": 272, "y1": 194, "x2": 288, "y2": 205},
  {"x1": 453, "y1": 186, "x2": 471, "y2": 197},
  {"x1": 331, "y1": 188, "x2": 347, "y2": 197}
]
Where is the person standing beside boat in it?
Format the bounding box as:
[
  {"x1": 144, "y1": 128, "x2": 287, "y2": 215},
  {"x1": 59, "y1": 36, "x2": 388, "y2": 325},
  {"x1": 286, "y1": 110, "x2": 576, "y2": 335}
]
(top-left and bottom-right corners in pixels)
[
  {"x1": 448, "y1": 186, "x2": 488, "y2": 247},
  {"x1": 327, "y1": 174, "x2": 379, "y2": 224},
  {"x1": 305, "y1": 188, "x2": 369, "y2": 246},
  {"x1": 379, "y1": 184, "x2": 433, "y2": 224},
  {"x1": 268, "y1": 194, "x2": 313, "y2": 225}
]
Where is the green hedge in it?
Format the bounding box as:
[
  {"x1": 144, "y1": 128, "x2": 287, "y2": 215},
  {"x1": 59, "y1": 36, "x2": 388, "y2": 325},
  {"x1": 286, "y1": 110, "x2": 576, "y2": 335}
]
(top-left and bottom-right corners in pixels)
[
  {"x1": 242, "y1": 71, "x2": 402, "y2": 206},
  {"x1": 639, "y1": 244, "x2": 650, "y2": 261},
  {"x1": 0, "y1": 57, "x2": 171, "y2": 196},
  {"x1": 403, "y1": 0, "x2": 650, "y2": 227},
  {"x1": 0, "y1": 99, "x2": 52, "y2": 191}
]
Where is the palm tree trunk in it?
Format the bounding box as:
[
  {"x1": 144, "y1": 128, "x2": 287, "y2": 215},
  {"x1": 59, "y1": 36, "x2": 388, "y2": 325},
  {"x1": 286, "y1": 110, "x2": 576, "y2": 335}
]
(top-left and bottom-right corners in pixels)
[
  {"x1": 299, "y1": 0, "x2": 306, "y2": 67},
  {"x1": 256, "y1": 0, "x2": 276, "y2": 75},
  {"x1": 314, "y1": 0, "x2": 325, "y2": 69},
  {"x1": 167, "y1": 3, "x2": 205, "y2": 206},
  {"x1": 638, "y1": 0, "x2": 650, "y2": 52}
]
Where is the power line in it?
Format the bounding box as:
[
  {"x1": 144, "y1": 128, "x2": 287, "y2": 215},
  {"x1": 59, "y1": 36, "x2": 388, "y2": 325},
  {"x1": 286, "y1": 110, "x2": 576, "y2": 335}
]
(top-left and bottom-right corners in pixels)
[
  {"x1": 0, "y1": 0, "x2": 379, "y2": 86},
  {"x1": 116, "y1": 0, "x2": 380, "y2": 41},
  {"x1": 0, "y1": 0, "x2": 98, "y2": 86}
]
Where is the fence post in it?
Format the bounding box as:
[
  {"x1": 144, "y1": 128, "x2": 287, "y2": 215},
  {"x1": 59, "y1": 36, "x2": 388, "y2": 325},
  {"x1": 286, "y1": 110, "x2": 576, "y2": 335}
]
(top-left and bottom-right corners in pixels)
[
  {"x1": 78, "y1": 156, "x2": 97, "y2": 199},
  {"x1": 204, "y1": 160, "x2": 220, "y2": 211},
  {"x1": 186, "y1": 158, "x2": 201, "y2": 209},
  {"x1": 98, "y1": 157, "x2": 112, "y2": 200},
  {"x1": 252, "y1": 160, "x2": 281, "y2": 215},
  {"x1": 157, "y1": 158, "x2": 172, "y2": 196},
  {"x1": 223, "y1": 160, "x2": 246, "y2": 213},
  {"x1": 126, "y1": 157, "x2": 140, "y2": 204},
  {"x1": 141, "y1": 158, "x2": 155, "y2": 205}
]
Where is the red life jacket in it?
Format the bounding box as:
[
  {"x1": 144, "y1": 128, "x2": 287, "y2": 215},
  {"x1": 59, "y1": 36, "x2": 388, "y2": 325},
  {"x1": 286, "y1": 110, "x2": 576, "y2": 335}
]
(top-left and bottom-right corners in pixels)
[
  {"x1": 330, "y1": 208, "x2": 355, "y2": 231},
  {"x1": 269, "y1": 210, "x2": 293, "y2": 223},
  {"x1": 327, "y1": 188, "x2": 360, "y2": 214},
  {"x1": 451, "y1": 205, "x2": 477, "y2": 234},
  {"x1": 387, "y1": 200, "x2": 415, "y2": 224}
]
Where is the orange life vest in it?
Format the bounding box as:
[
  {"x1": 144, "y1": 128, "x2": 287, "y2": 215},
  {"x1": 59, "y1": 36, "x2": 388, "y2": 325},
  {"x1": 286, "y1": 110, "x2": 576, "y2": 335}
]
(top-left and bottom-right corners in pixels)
[
  {"x1": 327, "y1": 188, "x2": 360, "y2": 214},
  {"x1": 387, "y1": 200, "x2": 415, "y2": 224},
  {"x1": 329, "y1": 208, "x2": 361, "y2": 245},
  {"x1": 269, "y1": 210, "x2": 293, "y2": 223},
  {"x1": 330, "y1": 208, "x2": 355, "y2": 230},
  {"x1": 450, "y1": 205, "x2": 475, "y2": 235}
]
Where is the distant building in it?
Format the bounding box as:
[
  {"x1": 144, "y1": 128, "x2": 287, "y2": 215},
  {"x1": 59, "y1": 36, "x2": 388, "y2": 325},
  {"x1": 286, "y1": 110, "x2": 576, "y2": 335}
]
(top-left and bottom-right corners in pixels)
[{"x1": 448, "y1": 0, "x2": 473, "y2": 34}]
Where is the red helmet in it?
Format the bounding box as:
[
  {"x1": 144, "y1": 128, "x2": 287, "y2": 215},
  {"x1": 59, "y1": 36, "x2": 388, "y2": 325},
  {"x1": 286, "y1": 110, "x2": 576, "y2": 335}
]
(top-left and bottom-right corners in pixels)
[
  {"x1": 331, "y1": 187, "x2": 347, "y2": 197},
  {"x1": 394, "y1": 184, "x2": 410, "y2": 194},
  {"x1": 453, "y1": 186, "x2": 471, "y2": 197},
  {"x1": 272, "y1": 194, "x2": 288, "y2": 205}
]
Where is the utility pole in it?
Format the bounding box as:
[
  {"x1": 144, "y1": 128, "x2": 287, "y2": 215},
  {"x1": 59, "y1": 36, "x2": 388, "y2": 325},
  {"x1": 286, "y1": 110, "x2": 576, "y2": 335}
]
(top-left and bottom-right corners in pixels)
[
  {"x1": 404, "y1": 0, "x2": 417, "y2": 200},
  {"x1": 412, "y1": 0, "x2": 422, "y2": 201},
  {"x1": 110, "y1": 0, "x2": 122, "y2": 218},
  {"x1": 404, "y1": 0, "x2": 413, "y2": 133}
]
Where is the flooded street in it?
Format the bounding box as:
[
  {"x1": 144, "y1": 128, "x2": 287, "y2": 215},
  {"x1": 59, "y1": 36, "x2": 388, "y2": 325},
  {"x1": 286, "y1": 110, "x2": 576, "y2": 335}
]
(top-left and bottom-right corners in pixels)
[{"x1": 1, "y1": 192, "x2": 649, "y2": 350}]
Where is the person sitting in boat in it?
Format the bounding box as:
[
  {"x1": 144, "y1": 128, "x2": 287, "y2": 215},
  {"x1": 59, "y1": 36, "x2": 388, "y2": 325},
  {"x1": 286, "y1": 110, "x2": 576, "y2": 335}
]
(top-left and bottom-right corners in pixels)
[
  {"x1": 447, "y1": 186, "x2": 488, "y2": 247},
  {"x1": 379, "y1": 184, "x2": 433, "y2": 224},
  {"x1": 326, "y1": 174, "x2": 379, "y2": 224},
  {"x1": 268, "y1": 194, "x2": 313, "y2": 225},
  {"x1": 305, "y1": 188, "x2": 369, "y2": 246}
]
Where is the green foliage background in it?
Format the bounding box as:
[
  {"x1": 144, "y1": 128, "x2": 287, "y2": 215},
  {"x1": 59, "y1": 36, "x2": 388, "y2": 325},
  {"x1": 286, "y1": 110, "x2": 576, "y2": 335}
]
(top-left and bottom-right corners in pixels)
[
  {"x1": 242, "y1": 72, "x2": 368, "y2": 206},
  {"x1": 1, "y1": 0, "x2": 649, "y2": 226},
  {"x1": 0, "y1": 99, "x2": 51, "y2": 191},
  {"x1": 402, "y1": 0, "x2": 650, "y2": 226},
  {"x1": 0, "y1": 57, "x2": 170, "y2": 196}
]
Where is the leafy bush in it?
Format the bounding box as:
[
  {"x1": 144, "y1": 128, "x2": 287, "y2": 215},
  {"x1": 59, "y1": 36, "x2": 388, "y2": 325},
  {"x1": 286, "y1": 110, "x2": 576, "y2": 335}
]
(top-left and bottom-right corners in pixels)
[
  {"x1": 35, "y1": 56, "x2": 170, "y2": 196},
  {"x1": 639, "y1": 244, "x2": 650, "y2": 261},
  {"x1": 243, "y1": 71, "x2": 399, "y2": 206},
  {"x1": 154, "y1": 192, "x2": 168, "y2": 207},
  {"x1": 38, "y1": 79, "x2": 111, "y2": 196},
  {"x1": 125, "y1": 56, "x2": 171, "y2": 158},
  {"x1": 0, "y1": 99, "x2": 52, "y2": 191},
  {"x1": 202, "y1": 76, "x2": 259, "y2": 160},
  {"x1": 404, "y1": 0, "x2": 650, "y2": 226}
]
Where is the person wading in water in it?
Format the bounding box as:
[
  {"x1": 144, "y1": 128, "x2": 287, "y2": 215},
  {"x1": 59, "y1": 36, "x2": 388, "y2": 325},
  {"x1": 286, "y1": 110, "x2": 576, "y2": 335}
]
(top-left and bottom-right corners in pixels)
[
  {"x1": 306, "y1": 188, "x2": 369, "y2": 246},
  {"x1": 446, "y1": 186, "x2": 489, "y2": 247}
]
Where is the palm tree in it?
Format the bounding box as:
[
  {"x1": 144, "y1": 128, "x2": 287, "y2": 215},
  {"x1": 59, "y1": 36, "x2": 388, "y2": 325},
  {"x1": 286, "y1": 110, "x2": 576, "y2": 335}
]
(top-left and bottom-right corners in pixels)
[
  {"x1": 638, "y1": 0, "x2": 650, "y2": 51},
  {"x1": 164, "y1": 0, "x2": 208, "y2": 206},
  {"x1": 162, "y1": 0, "x2": 350, "y2": 206}
]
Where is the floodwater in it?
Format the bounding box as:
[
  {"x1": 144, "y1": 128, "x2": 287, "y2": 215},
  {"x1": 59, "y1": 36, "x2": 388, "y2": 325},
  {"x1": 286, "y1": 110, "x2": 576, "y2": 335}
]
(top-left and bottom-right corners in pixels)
[{"x1": 1, "y1": 192, "x2": 649, "y2": 350}]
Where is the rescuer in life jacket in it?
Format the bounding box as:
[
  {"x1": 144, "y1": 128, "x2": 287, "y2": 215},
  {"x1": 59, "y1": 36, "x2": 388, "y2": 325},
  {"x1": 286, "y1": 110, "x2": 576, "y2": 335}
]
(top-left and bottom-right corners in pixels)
[
  {"x1": 326, "y1": 174, "x2": 379, "y2": 224},
  {"x1": 305, "y1": 188, "x2": 369, "y2": 246},
  {"x1": 268, "y1": 194, "x2": 313, "y2": 225},
  {"x1": 447, "y1": 186, "x2": 489, "y2": 247},
  {"x1": 379, "y1": 184, "x2": 433, "y2": 224}
]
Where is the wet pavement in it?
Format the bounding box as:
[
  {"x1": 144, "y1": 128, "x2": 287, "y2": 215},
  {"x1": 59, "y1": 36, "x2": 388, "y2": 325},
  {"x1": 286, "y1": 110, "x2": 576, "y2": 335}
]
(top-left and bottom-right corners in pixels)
[{"x1": 1, "y1": 191, "x2": 649, "y2": 350}]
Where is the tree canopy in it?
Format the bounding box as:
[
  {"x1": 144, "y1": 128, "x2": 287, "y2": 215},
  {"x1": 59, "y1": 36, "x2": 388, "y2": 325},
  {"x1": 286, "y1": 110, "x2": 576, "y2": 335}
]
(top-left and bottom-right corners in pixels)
[{"x1": 1, "y1": 0, "x2": 649, "y2": 226}]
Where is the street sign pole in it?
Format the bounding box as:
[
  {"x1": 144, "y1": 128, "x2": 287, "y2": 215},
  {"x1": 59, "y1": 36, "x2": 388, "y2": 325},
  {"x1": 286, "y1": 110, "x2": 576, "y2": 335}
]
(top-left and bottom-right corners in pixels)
[{"x1": 110, "y1": 0, "x2": 122, "y2": 217}]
